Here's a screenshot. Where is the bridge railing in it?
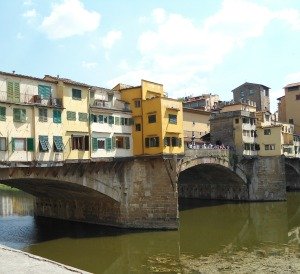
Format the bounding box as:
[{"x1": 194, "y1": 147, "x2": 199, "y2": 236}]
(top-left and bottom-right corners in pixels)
[{"x1": 184, "y1": 147, "x2": 230, "y2": 159}]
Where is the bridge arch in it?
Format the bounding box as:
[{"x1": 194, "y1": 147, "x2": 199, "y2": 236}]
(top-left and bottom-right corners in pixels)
[
  {"x1": 178, "y1": 154, "x2": 249, "y2": 200},
  {"x1": 285, "y1": 161, "x2": 300, "y2": 190}
]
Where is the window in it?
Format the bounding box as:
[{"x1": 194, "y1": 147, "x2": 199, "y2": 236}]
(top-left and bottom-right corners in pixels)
[
  {"x1": 148, "y1": 114, "x2": 156, "y2": 123},
  {"x1": 7, "y1": 81, "x2": 20, "y2": 103},
  {"x1": 71, "y1": 135, "x2": 89, "y2": 151},
  {"x1": 265, "y1": 144, "x2": 275, "y2": 150},
  {"x1": 12, "y1": 138, "x2": 34, "y2": 152},
  {"x1": 164, "y1": 137, "x2": 171, "y2": 146},
  {"x1": 67, "y1": 111, "x2": 76, "y2": 121},
  {"x1": 0, "y1": 106, "x2": 6, "y2": 121},
  {"x1": 265, "y1": 115, "x2": 270, "y2": 122},
  {"x1": 134, "y1": 100, "x2": 141, "y2": 108},
  {"x1": 264, "y1": 129, "x2": 271, "y2": 135},
  {"x1": 114, "y1": 136, "x2": 130, "y2": 149},
  {"x1": 53, "y1": 109, "x2": 61, "y2": 123},
  {"x1": 39, "y1": 135, "x2": 50, "y2": 152},
  {"x1": 108, "y1": 116, "x2": 114, "y2": 125},
  {"x1": 135, "y1": 123, "x2": 141, "y2": 131},
  {"x1": 235, "y1": 118, "x2": 239, "y2": 124},
  {"x1": 53, "y1": 136, "x2": 64, "y2": 152},
  {"x1": 249, "y1": 89, "x2": 254, "y2": 95},
  {"x1": 13, "y1": 108, "x2": 26, "y2": 123},
  {"x1": 39, "y1": 108, "x2": 48, "y2": 122},
  {"x1": 145, "y1": 137, "x2": 159, "y2": 147},
  {"x1": 244, "y1": 143, "x2": 251, "y2": 150},
  {"x1": 240, "y1": 90, "x2": 244, "y2": 97},
  {"x1": 92, "y1": 137, "x2": 105, "y2": 150},
  {"x1": 103, "y1": 116, "x2": 108, "y2": 123},
  {"x1": 289, "y1": 119, "x2": 294, "y2": 124},
  {"x1": 115, "y1": 117, "x2": 120, "y2": 125},
  {"x1": 265, "y1": 89, "x2": 269, "y2": 97},
  {"x1": 296, "y1": 95, "x2": 300, "y2": 100},
  {"x1": 98, "y1": 115, "x2": 104, "y2": 123},
  {"x1": 0, "y1": 137, "x2": 7, "y2": 151},
  {"x1": 38, "y1": 85, "x2": 51, "y2": 99},
  {"x1": 72, "y1": 89, "x2": 82, "y2": 100},
  {"x1": 169, "y1": 114, "x2": 177, "y2": 124},
  {"x1": 90, "y1": 114, "x2": 97, "y2": 123},
  {"x1": 78, "y1": 112, "x2": 88, "y2": 122}
]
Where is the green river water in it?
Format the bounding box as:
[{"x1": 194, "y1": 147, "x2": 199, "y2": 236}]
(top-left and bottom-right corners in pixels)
[{"x1": 0, "y1": 187, "x2": 300, "y2": 273}]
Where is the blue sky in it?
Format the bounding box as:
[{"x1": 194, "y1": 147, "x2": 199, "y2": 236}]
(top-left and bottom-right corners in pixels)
[{"x1": 1, "y1": 0, "x2": 300, "y2": 112}]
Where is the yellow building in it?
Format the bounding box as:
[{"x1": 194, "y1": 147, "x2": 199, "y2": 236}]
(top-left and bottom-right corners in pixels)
[
  {"x1": 257, "y1": 123, "x2": 295, "y2": 157},
  {"x1": 182, "y1": 108, "x2": 210, "y2": 145},
  {"x1": 0, "y1": 71, "x2": 63, "y2": 163},
  {"x1": 44, "y1": 75, "x2": 90, "y2": 162},
  {"x1": 277, "y1": 82, "x2": 300, "y2": 134},
  {"x1": 114, "y1": 80, "x2": 184, "y2": 156}
]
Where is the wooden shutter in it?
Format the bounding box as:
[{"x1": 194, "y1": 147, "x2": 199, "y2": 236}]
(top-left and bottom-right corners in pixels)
[
  {"x1": 112, "y1": 137, "x2": 116, "y2": 149},
  {"x1": 105, "y1": 138, "x2": 112, "y2": 150},
  {"x1": 11, "y1": 138, "x2": 15, "y2": 151},
  {"x1": 27, "y1": 138, "x2": 34, "y2": 152},
  {"x1": 145, "y1": 138, "x2": 149, "y2": 148},
  {"x1": 125, "y1": 137, "x2": 130, "y2": 149},
  {"x1": 92, "y1": 137, "x2": 98, "y2": 151},
  {"x1": 7, "y1": 81, "x2": 14, "y2": 102},
  {"x1": 0, "y1": 107, "x2": 6, "y2": 121},
  {"x1": 84, "y1": 135, "x2": 89, "y2": 151},
  {"x1": 13, "y1": 82, "x2": 20, "y2": 103}
]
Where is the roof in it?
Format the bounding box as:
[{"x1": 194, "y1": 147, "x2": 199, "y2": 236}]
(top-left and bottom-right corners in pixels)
[
  {"x1": 277, "y1": 95, "x2": 285, "y2": 100},
  {"x1": 0, "y1": 70, "x2": 56, "y2": 84},
  {"x1": 284, "y1": 82, "x2": 300, "y2": 88},
  {"x1": 231, "y1": 82, "x2": 270, "y2": 92},
  {"x1": 44, "y1": 75, "x2": 90, "y2": 88},
  {"x1": 183, "y1": 107, "x2": 211, "y2": 115}
]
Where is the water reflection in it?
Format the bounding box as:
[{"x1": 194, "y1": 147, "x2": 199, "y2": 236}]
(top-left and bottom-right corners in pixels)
[{"x1": 0, "y1": 188, "x2": 300, "y2": 273}]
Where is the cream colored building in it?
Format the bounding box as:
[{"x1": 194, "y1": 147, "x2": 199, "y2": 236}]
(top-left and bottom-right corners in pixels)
[
  {"x1": 182, "y1": 108, "x2": 210, "y2": 145},
  {"x1": 90, "y1": 86, "x2": 133, "y2": 159},
  {"x1": 0, "y1": 71, "x2": 63, "y2": 163}
]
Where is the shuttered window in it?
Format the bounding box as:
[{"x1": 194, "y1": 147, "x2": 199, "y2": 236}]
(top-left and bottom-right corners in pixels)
[
  {"x1": 90, "y1": 114, "x2": 97, "y2": 123},
  {"x1": 108, "y1": 116, "x2": 114, "y2": 124},
  {"x1": 53, "y1": 136, "x2": 64, "y2": 152},
  {"x1": 13, "y1": 108, "x2": 26, "y2": 123},
  {"x1": 79, "y1": 112, "x2": 88, "y2": 122},
  {"x1": 7, "y1": 81, "x2": 20, "y2": 103},
  {"x1": 0, "y1": 137, "x2": 7, "y2": 151},
  {"x1": 39, "y1": 108, "x2": 48, "y2": 122},
  {"x1": 72, "y1": 89, "x2": 82, "y2": 100},
  {"x1": 53, "y1": 109, "x2": 61, "y2": 123},
  {"x1": 125, "y1": 137, "x2": 130, "y2": 149},
  {"x1": 38, "y1": 85, "x2": 51, "y2": 99},
  {"x1": 67, "y1": 111, "x2": 76, "y2": 121},
  {"x1": 105, "y1": 138, "x2": 112, "y2": 150},
  {"x1": 27, "y1": 138, "x2": 34, "y2": 152},
  {"x1": 0, "y1": 106, "x2": 6, "y2": 121},
  {"x1": 39, "y1": 135, "x2": 50, "y2": 152}
]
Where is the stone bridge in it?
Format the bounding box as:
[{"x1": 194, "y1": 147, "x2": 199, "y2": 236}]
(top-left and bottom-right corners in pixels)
[{"x1": 0, "y1": 149, "x2": 298, "y2": 230}]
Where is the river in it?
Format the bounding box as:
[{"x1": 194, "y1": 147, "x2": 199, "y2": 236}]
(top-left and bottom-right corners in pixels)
[{"x1": 0, "y1": 187, "x2": 300, "y2": 273}]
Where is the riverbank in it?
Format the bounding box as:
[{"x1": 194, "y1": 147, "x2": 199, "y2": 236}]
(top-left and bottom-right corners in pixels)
[
  {"x1": 0, "y1": 245, "x2": 89, "y2": 273},
  {"x1": 0, "y1": 184, "x2": 19, "y2": 191}
]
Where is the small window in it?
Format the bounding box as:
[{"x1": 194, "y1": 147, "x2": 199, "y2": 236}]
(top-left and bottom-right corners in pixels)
[
  {"x1": 235, "y1": 118, "x2": 239, "y2": 124},
  {"x1": 169, "y1": 114, "x2": 177, "y2": 124},
  {"x1": 145, "y1": 137, "x2": 159, "y2": 147},
  {"x1": 289, "y1": 119, "x2": 294, "y2": 124},
  {"x1": 72, "y1": 135, "x2": 89, "y2": 151},
  {"x1": 53, "y1": 109, "x2": 62, "y2": 123},
  {"x1": 134, "y1": 100, "x2": 141, "y2": 108},
  {"x1": 265, "y1": 144, "x2": 275, "y2": 150},
  {"x1": 39, "y1": 108, "x2": 48, "y2": 122},
  {"x1": 148, "y1": 114, "x2": 156, "y2": 123},
  {"x1": 249, "y1": 89, "x2": 254, "y2": 95},
  {"x1": 0, "y1": 137, "x2": 7, "y2": 151},
  {"x1": 13, "y1": 108, "x2": 26, "y2": 123},
  {"x1": 296, "y1": 95, "x2": 300, "y2": 100},
  {"x1": 115, "y1": 117, "x2": 120, "y2": 125},
  {"x1": 12, "y1": 138, "x2": 26, "y2": 151},
  {"x1": 7, "y1": 81, "x2": 20, "y2": 103},
  {"x1": 0, "y1": 106, "x2": 6, "y2": 121},
  {"x1": 78, "y1": 112, "x2": 88, "y2": 122},
  {"x1": 264, "y1": 129, "x2": 271, "y2": 135},
  {"x1": 67, "y1": 111, "x2": 76, "y2": 121},
  {"x1": 72, "y1": 89, "x2": 82, "y2": 100},
  {"x1": 135, "y1": 123, "x2": 141, "y2": 131},
  {"x1": 108, "y1": 116, "x2": 114, "y2": 125},
  {"x1": 39, "y1": 135, "x2": 50, "y2": 152},
  {"x1": 265, "y1": 115, "x2": 270, "y2": 122},
  {"x1": 164, "y1": 137, "x2": 171, "y2": 146}
]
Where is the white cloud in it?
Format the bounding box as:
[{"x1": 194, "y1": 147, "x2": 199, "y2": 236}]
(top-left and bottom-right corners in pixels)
[
  {"x1": 23, "y1": 9, "x2": 37, "y2": 18},
  {"x1": 40, "y1": 0, "x2": 100, "y2": 39},
  {"x1": 110, "y1": 0, "x2": 300, "y2": 99},
  {"x1": 82, "y1": 61, "x2": 98, "y2": 69},
  {"x1": 102, "y1": 30, "x2": 122, "y2": 49}
]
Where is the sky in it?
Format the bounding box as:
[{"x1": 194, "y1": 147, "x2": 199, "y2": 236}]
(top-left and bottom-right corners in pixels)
[{"x1": 1, "y1": 0, "x2": 300, "y2": 112}]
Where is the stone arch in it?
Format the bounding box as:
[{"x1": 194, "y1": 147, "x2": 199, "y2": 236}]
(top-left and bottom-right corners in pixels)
[
  {"x1": 178, "y1": 157, "x2": 249, "y2": 200},
  {"x1": 285, "y1": 162, "x2": 300, "y2": 190}
]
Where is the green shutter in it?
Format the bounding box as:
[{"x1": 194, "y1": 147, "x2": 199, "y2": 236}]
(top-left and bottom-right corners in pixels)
[
  {"x1": 12, "y1": 138, "x2": 15, "y2": 151},
  {"x1": 92, "y1": 137, "x2": 98, "y2": 150},
  {"x1": 105, "y1": 138, "x2": 112, "y2": 150},
  {"x1": 112, "y1": 137, "x2": 116, "y2": 149},
  {"x1": 13, "y1": 109, "x2": 21, "y2": 122},
  {"x1": 27, "y1": 138, "x2": 34, "y2": 152},
  {"x1": 13, "y1": 82, "x2": 20, "y2": 103},
  {"x1": 125, "y1": 137, "x2": 130, "y2": 149},
  {"x1": 178, "y1": 138, "x2": 182, "y2": 147},
  {"x1": 0, "y1": 107, "x2": 6, "y2": 121},
  {"x1": 67, "y1": 111, "x2": 76, "y2": 121},
  {"x1": 53, "y1": 109, "x2": 61, "y2": 123},
  {"x1": 7, "y1": 81, "x2": 13, "y2": 102},
  {"x1": 145, "y1": 138, "x2": 149, "y2": 148},
  {"x1": 38, "y1": 85, "x2": 51, "y2": 99},
  {"x1": 39, "y1": 135, "x2": 49, "y2": 152},
  {"x1": 53, "y1": 136, "x2": 64, "y2": 152}
]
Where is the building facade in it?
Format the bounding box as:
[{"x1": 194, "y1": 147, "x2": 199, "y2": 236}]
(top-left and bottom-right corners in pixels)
[
  {"x1": 277, "y1": 82, "x2": 300, "y2": 134},
  {"x1": 182, "y1": 94, "x2": 219, "y2": 111},
  {"x1": 115, "y1": 80, "x2": 184, "y2": 156},
  {"x1": 232, "y1": 82, "x2": 270, "y2": 111}
]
